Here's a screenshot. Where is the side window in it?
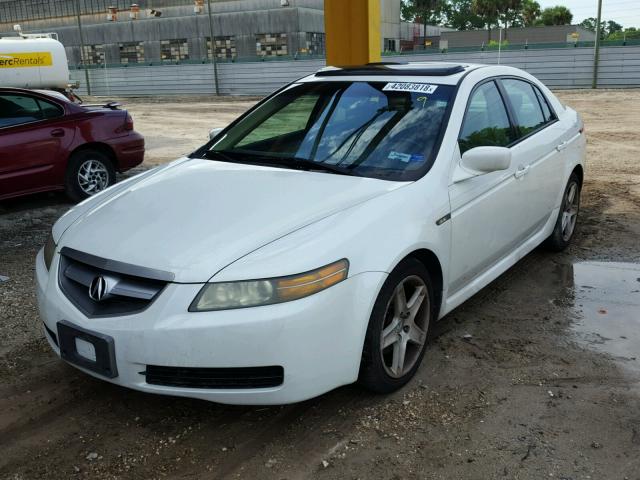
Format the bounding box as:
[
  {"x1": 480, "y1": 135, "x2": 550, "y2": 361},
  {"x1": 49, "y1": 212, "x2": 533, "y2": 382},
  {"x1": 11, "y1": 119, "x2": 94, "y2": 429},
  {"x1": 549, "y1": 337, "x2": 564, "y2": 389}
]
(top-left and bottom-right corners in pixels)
[
  {"x1": 502, "y1": 79, "x2": 546, "y2": 137},
  {"x1": 37, "y1": 98, "x2": 64, "y2": 119},
  {"x1": 459, "y1": 81, "x2": 516, "y2": 154},
  {"x1": 0, "y1": 94, "x2": 43, "y2": 128},
  {"x1": 533, "y1": 85, "x2": 554, "y2": 123}
]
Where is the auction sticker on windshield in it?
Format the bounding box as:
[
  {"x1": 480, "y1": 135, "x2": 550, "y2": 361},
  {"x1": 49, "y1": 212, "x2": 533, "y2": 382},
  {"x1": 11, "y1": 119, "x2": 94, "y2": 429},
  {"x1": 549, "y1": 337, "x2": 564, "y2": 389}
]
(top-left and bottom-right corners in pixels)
[{"x1": 383, "y1": 83, "x2": 438, "y2": 94}]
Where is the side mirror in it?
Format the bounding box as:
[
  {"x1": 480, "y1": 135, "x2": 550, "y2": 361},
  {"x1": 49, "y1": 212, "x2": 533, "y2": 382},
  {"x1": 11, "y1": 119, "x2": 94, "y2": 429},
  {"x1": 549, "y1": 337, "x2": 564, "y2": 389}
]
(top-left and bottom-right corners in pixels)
[
  {"x1": 209, "y1": 127, "x2": 224, "y2": 140},
  {"x1": 454, "y1": 146, "x2": 511, "y2": 183}
]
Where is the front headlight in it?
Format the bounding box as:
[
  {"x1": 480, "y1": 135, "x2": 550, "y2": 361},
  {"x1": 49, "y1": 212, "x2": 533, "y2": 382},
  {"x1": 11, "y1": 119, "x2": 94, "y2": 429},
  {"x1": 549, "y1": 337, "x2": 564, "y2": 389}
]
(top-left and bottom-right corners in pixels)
[
  {"x1": 43, "y1": 232, "x2": 57, "y2": 270},
  {"x1": 189, "y1": 259, "x2": 349, "y2": 312}
]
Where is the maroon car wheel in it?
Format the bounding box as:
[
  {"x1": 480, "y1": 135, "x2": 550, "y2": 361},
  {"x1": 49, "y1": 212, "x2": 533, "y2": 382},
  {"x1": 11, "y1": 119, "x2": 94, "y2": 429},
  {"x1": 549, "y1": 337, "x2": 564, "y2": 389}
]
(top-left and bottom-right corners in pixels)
[{"x1": 65, "y1": 150, "x2": 116, "y2": 202}]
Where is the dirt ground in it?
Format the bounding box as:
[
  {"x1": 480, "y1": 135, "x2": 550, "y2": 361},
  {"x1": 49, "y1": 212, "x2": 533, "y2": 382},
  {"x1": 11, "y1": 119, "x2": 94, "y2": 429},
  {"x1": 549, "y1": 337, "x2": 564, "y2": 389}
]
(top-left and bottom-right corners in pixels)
[{"x1": 1, "y1": 89, "x2": 640, "y2": 480}]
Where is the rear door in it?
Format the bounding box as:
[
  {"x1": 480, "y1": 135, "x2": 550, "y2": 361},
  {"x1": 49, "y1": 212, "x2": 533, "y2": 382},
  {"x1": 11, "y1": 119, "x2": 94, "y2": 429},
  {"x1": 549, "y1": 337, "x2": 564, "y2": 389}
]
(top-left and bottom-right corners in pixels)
[
  {"x1": 0, "y1": 92, "x2": 74, "y2": 198},
  {"x1": 499, "y1": 78, "x2": 565, "y2": 229}
]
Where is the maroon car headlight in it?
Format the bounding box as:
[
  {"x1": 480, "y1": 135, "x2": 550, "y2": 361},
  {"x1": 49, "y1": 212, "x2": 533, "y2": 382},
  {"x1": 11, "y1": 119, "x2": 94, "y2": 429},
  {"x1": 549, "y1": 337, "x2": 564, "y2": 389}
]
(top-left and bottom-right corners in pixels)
[{"x1": 43, "y1": 233, "x2": 57, "y2": 270}]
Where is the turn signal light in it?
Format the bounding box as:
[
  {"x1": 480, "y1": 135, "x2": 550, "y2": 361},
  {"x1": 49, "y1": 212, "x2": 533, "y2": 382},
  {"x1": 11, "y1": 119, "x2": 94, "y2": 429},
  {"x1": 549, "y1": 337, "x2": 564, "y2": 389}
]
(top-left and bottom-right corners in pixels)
[{"x1": 276, "y1": 259, "x2": 349, "y2": 301}]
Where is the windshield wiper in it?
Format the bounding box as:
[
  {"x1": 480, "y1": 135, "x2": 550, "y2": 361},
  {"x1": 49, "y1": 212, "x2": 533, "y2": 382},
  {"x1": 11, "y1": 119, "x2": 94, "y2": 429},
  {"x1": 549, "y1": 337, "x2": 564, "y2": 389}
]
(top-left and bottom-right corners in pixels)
[
  {"x1": 206, "y1": 150, "x2": 355, "y2": 176},
  {"x1": 264, "y1": 156, "x2": 356, "y2": 176},
  {"x1": 201, "y1": 149, "x2": 237, "y2": 163}
]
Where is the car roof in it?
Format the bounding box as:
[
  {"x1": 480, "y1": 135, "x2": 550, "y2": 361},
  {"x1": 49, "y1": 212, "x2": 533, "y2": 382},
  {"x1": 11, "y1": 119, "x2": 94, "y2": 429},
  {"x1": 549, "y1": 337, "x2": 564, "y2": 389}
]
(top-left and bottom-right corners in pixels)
[
  {"x1": 0, "y1": 86, "x2": 67, "y2": 100},
  {"x1": 33, "y1": 89, "x2": 72, "y2": 102},
  {"x1": 302, "y1": 62, "x2": 486, "y2": 86}
]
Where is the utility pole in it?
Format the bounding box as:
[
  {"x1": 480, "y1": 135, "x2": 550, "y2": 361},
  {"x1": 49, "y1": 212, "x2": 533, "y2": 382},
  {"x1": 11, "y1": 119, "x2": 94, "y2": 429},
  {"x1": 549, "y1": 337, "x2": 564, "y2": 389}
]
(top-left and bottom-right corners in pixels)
[
  {"x1": 206, "y1": 0, "x2": 220, "y2": 96},
  {"x1": 592, "y1": 0, "x2": 603, "y2": 89},
  {"x1": 75, "y1": 0, "x2": 91, "y2": 95}
]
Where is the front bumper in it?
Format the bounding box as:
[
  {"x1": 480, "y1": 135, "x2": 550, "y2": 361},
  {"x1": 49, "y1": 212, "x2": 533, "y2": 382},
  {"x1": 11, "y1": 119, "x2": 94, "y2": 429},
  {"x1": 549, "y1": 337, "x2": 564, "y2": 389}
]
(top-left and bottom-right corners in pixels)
[{"x1": 36, "y1": 249, "x2": 386, "y2": 404}]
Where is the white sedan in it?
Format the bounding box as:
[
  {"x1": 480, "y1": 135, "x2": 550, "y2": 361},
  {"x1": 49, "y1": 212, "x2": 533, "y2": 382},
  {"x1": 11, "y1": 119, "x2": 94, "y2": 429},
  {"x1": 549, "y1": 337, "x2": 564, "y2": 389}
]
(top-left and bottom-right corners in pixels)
[{"x1": 36, "y1": 63, "x2": 585, "y2": 404}]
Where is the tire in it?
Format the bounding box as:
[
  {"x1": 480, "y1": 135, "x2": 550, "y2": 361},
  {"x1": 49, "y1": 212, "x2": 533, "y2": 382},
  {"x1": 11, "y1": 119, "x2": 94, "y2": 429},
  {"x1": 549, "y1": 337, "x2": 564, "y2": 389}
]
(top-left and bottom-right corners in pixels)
[
  {"x1": 544, "y1": 172, "x2": 581, "y2": 251},
  {"x1": 358, "y1": 258, "x2": 436, "y2": 394},
  {"x1": 65, "y1": 149, "x2": 116, "y2": 202}
]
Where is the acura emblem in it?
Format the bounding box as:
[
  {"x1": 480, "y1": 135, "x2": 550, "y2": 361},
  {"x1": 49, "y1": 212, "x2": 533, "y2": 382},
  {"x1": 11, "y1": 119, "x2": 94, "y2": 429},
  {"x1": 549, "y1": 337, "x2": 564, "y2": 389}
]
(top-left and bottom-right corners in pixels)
[{"x1": 89, "y1": 276, "x2": 108, "y2": 302}]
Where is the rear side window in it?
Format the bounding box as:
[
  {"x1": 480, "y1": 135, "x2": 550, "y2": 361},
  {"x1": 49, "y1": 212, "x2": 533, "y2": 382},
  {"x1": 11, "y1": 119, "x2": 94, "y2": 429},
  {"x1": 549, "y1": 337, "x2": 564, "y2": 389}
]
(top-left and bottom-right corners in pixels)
[
  {"x1": 502, "y1": 79, "x2": 546, "y2": 137},
  {"x1": 459, "y1": 81, "x2": 516, "y2": 154},
  {"x1": 0, "y1": 94, "x2": 63, "y2": 128},
  {"x1": 37, "y1": 98, "x2": 64, "y2": 119},
  {"x1": 533, "y1": 85, "x2": 554, "y2": 123}
]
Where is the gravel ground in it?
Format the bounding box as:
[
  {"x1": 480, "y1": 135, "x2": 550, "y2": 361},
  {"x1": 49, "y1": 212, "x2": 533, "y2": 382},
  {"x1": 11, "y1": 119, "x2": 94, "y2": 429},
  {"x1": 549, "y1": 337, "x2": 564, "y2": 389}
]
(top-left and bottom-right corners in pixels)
[{"x1": 1, "y1": 89, "x2": 640, "y2": 480}]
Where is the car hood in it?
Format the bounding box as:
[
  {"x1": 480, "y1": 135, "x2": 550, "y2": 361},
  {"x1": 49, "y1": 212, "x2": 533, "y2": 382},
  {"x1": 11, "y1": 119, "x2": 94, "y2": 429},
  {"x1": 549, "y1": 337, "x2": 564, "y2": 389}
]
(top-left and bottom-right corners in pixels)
[{"x1": 60, "y1": 159, "x2": 406, "y2": 282}]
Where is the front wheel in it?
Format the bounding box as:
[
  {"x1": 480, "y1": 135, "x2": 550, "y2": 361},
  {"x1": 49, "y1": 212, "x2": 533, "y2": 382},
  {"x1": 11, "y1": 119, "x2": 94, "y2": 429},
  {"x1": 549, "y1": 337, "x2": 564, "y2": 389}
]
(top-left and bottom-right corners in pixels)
[
  {"x1": 544, "y1": 173, "x2": 581, "y2": 251},
  {"x1": 358, "y1": 258, "x2": 435, "y2": 393},
  {"x1": 65, "y1": 149, "x2": 116, "y2": 202}
]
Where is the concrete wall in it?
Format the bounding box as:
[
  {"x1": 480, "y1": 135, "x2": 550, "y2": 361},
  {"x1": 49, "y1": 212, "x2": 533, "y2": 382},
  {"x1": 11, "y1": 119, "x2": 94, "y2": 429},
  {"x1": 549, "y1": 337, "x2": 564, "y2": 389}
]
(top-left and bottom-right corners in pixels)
[
  {"x1": 68, "y1": 45, "x2": 640, "y2": 97},
  {"x1": 441, "y1": 25, "x2": 596, "y2": 48},
  {"x1": 2, "y1": 2, "x2": 329, "y2": 63},
  {"x1": 0, "y1": 0, "x2": 325, "y2": 28}
]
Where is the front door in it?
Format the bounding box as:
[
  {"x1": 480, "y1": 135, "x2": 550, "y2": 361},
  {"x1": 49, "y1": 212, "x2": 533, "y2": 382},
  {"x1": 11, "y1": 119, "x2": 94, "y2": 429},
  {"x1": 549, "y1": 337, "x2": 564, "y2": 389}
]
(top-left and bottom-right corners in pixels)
[
  {"x1": 447, "y1": 80, "x2": 529, "y2": 295},
  {"x1": 0, "y1": 92, "x2": 71, "y2": 199}
]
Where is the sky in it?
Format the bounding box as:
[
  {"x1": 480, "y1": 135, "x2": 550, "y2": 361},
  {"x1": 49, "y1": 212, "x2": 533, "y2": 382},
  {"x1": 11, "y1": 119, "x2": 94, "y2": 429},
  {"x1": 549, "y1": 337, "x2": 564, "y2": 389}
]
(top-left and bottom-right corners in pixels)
[{"x1": 537, "y1": 0, "x2": 640, "y2": 28}]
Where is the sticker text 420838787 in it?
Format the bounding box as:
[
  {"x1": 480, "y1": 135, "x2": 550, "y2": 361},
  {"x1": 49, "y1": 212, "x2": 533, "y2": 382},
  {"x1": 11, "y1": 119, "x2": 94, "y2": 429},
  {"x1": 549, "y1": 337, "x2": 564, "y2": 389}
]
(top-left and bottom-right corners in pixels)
[{"x1": 382, "y1": 83, "x2": 438, "y2": 94}]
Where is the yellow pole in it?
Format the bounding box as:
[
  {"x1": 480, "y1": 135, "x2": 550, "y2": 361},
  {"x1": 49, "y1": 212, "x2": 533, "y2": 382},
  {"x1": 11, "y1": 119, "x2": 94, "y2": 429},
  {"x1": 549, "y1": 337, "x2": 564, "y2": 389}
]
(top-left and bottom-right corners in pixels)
[{"x1": 324, "y1": 0, "x2": 381, "y2": 66}]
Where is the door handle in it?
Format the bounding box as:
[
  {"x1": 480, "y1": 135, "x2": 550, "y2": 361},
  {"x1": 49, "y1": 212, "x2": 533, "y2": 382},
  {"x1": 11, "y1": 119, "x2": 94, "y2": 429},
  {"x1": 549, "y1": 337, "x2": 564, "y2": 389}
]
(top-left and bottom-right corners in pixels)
[
  {"x1": 514, "y1": 165, "x2": 530, "y2": 179},
  {"x1": 50, "y1": 129, "x2": 65, "y2": 137},
  {"x1": 556, "y1": 141, "x2": 569, "y2": 151}
]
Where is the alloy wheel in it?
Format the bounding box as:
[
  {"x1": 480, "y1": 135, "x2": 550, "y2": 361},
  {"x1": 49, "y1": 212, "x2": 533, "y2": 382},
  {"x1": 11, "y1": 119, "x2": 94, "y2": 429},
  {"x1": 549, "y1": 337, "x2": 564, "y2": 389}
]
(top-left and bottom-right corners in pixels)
[
  {"x1": 78, "y1": 159, "x2": 109, "y2": 195},
  {"x1": 380, "y1": 275, "x2": 430, "y2": 378},
  {"x1": 561, "y1": 181, "x2": 580, "y2": 241}
]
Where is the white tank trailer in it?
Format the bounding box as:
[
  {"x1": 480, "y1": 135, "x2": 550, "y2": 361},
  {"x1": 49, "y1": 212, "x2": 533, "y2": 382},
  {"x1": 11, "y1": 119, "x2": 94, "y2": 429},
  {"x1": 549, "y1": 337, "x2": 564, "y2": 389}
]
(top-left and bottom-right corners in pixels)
[{"x1": 0, "y1": 35, "x2": 70, "y2": 89}]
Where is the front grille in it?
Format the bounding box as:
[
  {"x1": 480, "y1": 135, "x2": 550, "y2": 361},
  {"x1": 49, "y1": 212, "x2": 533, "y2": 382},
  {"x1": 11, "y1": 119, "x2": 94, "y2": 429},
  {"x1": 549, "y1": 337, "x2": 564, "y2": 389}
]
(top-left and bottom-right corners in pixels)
[
  {"x1": 143, "y1": 365, "x2": 285, "y2": 389},
  {"x1": 58, "y1": 247, "x2": 172, "y2": 317}
]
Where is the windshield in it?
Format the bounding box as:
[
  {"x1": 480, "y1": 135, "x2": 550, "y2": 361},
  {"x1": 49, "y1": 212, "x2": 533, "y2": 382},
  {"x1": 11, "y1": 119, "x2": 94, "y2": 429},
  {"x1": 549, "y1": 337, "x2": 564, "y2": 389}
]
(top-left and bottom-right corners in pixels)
[{"x1": 198, "y1": 81, "x2": 454, "y2": 181}]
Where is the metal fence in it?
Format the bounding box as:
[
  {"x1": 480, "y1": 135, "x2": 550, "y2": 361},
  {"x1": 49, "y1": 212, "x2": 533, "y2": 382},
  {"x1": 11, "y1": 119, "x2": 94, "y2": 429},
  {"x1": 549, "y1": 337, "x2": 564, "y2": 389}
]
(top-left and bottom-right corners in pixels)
[
  {"x1": 0, "y1": 0, "x2": 199, "y2": 23},
  {"x1": 68, "y1": 44, "x2": 640, "y2": 96}
]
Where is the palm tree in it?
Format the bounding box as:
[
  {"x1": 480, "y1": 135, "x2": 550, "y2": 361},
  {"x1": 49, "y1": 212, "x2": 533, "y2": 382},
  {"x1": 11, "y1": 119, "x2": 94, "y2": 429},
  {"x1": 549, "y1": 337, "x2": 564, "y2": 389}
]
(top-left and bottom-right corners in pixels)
[
  {"x1": 540, "y1": 6, "x2": 573, "y2": 26},
  {"x1": 499, "y1": 0, "x2": 523, "y2": 39},
  {"x1": 521, "y1": 0, "x2": 541, "y2": 27},
  {"x1": 473, "y1": 0, "x2": 501, "y2": 42}
]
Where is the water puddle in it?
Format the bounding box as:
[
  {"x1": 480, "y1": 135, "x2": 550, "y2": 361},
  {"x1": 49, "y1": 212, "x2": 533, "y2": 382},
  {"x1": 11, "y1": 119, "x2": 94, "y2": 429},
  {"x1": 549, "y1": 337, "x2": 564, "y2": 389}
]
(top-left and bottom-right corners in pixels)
[{"x1": 569, "y1": 261, "x2": 640, "y2": 375}]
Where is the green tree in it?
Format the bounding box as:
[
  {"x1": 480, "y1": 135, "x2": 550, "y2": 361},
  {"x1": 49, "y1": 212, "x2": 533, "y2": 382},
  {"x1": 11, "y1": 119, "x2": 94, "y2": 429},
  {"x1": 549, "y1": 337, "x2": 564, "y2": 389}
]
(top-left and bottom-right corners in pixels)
[
  {"x1": 521, "y1": 0, "x2": 541, "y2": 27},
  {"x1": 498, "y1": 0, "x2": 524, "y2": 36},
  {"x1": 442, "y1": 0, "x2": 485, "y2": 30},
  {"x1": 403, "y1": 0, "x2": 446, "y2": 39},
  {"x1": 540, "y1": 6, "x2": 573, "y2": 26},
  {"x1": 579, "y1": 17, "x2": 598, "y2": 32},
  {"x1": 473, "y1": 0, "x2": 501, "y2": 41},
  {"x1": 607, "y1": 27, "x2": 640, "y2": 41},
  {"x1": 579, "y1": 17, "x2": 624, "y2": 39},
  {"x1": 606, "y1": 20, "x2": 623, "y2": 36},
  {"x1": 401, "y1": 1, "x2": 416, "y2": 21}
]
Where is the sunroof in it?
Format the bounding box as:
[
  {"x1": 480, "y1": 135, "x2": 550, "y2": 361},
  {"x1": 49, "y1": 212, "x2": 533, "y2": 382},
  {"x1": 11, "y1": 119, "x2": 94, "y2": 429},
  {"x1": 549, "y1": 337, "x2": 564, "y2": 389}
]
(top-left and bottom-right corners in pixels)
[{"x1": 316, "y1": 64, "x2": 466, "y2": 77}]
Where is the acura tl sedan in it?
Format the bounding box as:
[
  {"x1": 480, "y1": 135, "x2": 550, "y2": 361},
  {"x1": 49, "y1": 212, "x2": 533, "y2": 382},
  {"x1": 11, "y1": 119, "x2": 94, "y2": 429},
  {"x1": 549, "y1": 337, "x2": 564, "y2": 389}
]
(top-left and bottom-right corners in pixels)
[
  {"x1": 36, "y1": 63, "x2": 585, "y2": 404},
  {"x1": 0, "y1": 87, "x2": 144, "y2": 202}
]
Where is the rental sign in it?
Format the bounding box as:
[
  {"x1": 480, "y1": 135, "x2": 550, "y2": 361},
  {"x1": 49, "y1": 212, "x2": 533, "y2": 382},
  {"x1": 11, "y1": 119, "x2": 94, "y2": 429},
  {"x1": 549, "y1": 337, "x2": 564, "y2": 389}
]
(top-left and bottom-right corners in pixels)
[{"x1": 0, "y1": 52, "x2": 53, "y2": 68}]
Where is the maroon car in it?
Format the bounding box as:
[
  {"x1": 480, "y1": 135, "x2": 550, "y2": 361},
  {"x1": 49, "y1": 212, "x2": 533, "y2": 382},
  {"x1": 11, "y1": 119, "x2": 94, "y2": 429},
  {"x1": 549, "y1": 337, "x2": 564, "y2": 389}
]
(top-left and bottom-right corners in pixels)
[{"x1": 0, "y1": 88, "x2": 144, "y2": 202}]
